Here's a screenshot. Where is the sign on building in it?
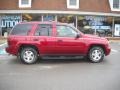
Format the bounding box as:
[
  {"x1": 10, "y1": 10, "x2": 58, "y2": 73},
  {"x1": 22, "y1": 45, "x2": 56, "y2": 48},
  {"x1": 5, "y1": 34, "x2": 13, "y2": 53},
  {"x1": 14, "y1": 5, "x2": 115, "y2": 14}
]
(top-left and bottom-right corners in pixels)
[{"x1": 1, "y1": 15, "x2": 21, "y2": 28}]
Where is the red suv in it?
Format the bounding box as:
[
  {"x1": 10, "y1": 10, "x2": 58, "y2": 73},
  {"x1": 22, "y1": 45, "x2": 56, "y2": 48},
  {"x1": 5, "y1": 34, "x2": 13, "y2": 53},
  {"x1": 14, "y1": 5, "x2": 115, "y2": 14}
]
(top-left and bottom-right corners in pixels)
[{"x1": 6, "y1": 21, "x2": 111, "y2": 64}]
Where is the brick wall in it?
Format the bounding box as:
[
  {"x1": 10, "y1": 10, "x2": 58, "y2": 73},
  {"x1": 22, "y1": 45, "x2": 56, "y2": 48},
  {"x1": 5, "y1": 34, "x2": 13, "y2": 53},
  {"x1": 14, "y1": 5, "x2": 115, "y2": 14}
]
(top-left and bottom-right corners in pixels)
[
  {"x1": 0, "y1": 0, "x2": 119, "y2": 13},
  {"x1": 80, "y1": 0, "x2": 111, "y2": 13}
]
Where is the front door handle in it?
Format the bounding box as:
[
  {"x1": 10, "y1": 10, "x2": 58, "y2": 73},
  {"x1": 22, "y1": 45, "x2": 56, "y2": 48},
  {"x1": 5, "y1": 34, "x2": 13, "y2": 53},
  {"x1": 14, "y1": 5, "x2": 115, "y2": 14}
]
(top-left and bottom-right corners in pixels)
[{"x1": 33, "y1": 38, "x2": 39, "y2": 41}]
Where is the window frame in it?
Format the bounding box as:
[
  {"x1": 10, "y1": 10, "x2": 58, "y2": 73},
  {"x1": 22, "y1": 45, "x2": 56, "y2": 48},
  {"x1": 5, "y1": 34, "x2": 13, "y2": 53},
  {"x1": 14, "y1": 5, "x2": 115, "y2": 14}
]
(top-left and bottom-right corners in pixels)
[
  {"x1": 67, "y1": 0, "x2": 79, "y2": 9},
  {"x1": 109, "y1": 0, "x2": 120, "y2": 11},
  {"x1": 19, "y1": 0, "x2": 32, "y2": 8}
]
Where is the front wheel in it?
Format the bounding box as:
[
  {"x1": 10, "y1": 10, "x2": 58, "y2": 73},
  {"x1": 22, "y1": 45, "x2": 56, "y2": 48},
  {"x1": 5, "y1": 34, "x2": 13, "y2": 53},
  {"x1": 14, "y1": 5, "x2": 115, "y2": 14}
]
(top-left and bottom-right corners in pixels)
[
  {"x1": 19, "y1": 47, "x2": 38, "y2": 64},
  {"x1": 88, "y1": 46, "x2": 104, "y2": 63}
]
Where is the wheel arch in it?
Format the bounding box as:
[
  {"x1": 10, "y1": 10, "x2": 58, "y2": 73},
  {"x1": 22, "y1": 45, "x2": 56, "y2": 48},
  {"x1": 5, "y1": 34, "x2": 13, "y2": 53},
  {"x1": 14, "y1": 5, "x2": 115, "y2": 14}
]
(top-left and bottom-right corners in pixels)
[
  {"x1": 87, "y1": 44, "x2": 106, "y2": 55},
  {"x1": 18, "y1": 44, "x2": 39, "y2": 55}
]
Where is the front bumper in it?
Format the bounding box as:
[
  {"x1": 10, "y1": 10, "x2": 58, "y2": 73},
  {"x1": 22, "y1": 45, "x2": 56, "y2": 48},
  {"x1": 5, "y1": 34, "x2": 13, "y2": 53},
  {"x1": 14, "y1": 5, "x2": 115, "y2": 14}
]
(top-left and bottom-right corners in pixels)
[{"x1": 105, "y1": 46, "x2": 111, "y2": 56}]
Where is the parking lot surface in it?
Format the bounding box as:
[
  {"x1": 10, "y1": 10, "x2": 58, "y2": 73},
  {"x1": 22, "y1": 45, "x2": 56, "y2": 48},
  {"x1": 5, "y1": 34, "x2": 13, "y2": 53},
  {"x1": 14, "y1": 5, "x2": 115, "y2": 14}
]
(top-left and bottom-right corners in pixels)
[{"x1": 0, "y1": 43, "x2": 120, "y2": 90}]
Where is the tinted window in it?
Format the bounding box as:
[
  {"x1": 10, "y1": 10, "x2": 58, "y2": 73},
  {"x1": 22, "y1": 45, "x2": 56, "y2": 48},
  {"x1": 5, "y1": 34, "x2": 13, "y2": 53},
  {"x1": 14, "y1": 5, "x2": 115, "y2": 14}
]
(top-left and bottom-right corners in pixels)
[
  {"x1": 11, "y1": 24, "x2": 32, "y2": 35},
  {"x1": 56, "y1": 25, "x2": 77, "y2": 37},
  {"x1": 35, "y1": 24, "x2": 52, "y2": 36}
]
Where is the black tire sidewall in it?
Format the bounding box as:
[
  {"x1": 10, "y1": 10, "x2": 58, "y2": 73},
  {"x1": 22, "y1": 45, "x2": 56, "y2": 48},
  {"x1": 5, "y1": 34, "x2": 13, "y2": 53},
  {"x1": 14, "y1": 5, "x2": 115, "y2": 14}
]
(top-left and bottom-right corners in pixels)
[
  {"x1": 89, "y1": 47, "x2": 104, "y2": 63},
  {"x1": 20, "y1": 47, "x2": 38, "y2": 64}
]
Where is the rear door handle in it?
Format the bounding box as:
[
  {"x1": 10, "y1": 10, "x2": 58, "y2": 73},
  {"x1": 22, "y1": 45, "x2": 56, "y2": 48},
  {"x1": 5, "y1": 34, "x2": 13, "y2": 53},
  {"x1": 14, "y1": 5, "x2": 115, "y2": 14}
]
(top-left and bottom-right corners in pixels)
[{"x1": 57, "y1": 39, "x2": 63, "y2": 42}]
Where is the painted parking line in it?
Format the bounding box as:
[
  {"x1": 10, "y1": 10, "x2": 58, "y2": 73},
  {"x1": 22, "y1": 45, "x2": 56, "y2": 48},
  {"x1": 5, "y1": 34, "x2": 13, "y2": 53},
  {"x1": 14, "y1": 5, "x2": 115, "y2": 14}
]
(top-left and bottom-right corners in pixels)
[
  {"x1": 0, "y1": 42, "x2": 8, "y2": 55},
  {"x1": 0, "y1": 49, "x2": 7, "y2": 55},
  {"x1": 110, "y1": 49, "x2": 119, "y2": 55},
  {"x1": 111, "y1": 49, "x2": 118, "y2": 53},
  {"x1": 0, "y1": 43, "x2": 7, "y2": 47}
]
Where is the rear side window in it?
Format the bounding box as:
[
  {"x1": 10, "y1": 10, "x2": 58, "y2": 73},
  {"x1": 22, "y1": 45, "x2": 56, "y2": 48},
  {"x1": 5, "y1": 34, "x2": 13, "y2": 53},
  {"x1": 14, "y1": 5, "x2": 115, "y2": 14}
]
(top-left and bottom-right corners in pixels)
[
  {"x1": 35, "y1": 24, "x2": 52, "y2": 36},
  {"x1": 10, "y1": 24, "x2": 32, "y2": 35}
]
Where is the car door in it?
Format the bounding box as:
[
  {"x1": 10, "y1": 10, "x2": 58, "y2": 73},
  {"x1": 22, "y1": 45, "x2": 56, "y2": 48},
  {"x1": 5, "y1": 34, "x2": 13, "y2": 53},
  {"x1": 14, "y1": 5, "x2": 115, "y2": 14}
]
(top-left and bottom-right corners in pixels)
[
  {"x1": 54, "y1": 25, "x2": 86, "y2": 55},
  {"x1": 34, "y1": 24, "x2": 57, "y2": 55}
]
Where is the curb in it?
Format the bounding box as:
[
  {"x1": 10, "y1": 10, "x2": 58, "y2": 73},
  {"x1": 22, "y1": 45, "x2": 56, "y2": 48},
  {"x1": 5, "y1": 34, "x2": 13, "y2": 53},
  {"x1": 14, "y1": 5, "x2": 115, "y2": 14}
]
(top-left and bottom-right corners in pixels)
[
  {"x1": 106, "y1": 37, "x2": 120, "y2": 41},
  {"x1": 109, "y1": 40, "x2": 120, "y2": 43}
]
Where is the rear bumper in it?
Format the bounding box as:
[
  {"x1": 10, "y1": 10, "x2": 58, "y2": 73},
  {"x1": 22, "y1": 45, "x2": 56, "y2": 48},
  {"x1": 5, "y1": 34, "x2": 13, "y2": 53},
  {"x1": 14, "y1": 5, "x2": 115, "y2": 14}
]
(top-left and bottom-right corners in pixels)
[{"x1": 6, "y1": 47, "x2": 17, "y2": 55}]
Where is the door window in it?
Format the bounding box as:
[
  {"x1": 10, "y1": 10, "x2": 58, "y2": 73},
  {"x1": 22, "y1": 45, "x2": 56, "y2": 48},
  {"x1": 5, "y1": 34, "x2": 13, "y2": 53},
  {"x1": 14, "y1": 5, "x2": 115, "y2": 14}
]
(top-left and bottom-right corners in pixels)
[
  {"x1": 35, "y1": 24, "x2": 52, "y2": 36},
  {"x1": 56, "y1": 25, "x2": 77, "y2": 37}
]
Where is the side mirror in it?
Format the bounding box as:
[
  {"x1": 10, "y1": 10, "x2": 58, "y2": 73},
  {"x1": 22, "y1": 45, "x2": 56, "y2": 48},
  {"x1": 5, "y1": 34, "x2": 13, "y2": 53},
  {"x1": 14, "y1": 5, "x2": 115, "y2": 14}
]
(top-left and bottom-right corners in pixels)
[{"x1": 76, "y1": 33, "x2": 80, "y2": 38}]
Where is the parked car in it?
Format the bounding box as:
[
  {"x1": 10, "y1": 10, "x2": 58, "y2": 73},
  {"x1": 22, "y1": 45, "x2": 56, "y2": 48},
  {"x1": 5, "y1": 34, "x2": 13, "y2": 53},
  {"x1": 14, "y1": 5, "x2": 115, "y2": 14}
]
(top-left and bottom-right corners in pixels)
[{"x1": 6, "y1": 21, "x2": 111, "y2": 64}]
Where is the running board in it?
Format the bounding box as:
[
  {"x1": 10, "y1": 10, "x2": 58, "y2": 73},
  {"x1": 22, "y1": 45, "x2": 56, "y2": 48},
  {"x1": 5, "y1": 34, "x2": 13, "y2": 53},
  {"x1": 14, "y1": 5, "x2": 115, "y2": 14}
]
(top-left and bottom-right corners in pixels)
[{"x1": 41, "y1": 56, "x2": 85, "y2": 59}]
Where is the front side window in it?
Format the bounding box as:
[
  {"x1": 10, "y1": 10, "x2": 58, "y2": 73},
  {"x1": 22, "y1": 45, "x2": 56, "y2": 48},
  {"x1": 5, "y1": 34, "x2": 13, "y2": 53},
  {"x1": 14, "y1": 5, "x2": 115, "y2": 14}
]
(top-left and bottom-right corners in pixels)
[
  {"x1": 67, "y1": 0, "x2": 79, "y2": 9},
  {"x1": 19, "y1": 0, "x2": 32, "y2": 8},
  {"x1": 35, "y1": 24, "x2": 52, "y2": 36},
  {"x1": 11, "y1": 24, "x2": 32, "y2": 35},
  {"x1": 56, "y1": 25, "x2": 77, "y2": 37}
]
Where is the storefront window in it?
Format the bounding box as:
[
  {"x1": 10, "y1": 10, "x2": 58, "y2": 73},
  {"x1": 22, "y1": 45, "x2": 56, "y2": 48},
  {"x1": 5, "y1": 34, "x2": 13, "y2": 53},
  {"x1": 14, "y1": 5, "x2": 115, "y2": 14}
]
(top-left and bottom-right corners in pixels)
[
  {"x1": 77, "y1": 16, "x2": 113, "y2": 37},
  {"x1": 114, "y1": 17, "x2": 120, "y2": 37},
  {"x1": 1, "y1": 14, "x2": 21, "y2": 36},
  {"x1": 57, "y1": 15, "x2": 76, "y2": 27},
  {"x1": 22, "y1": 14, "x2": 42, "y2": 21},
  {"x1": 43, "y1": 15, "x2": 55, "y2": 21}
]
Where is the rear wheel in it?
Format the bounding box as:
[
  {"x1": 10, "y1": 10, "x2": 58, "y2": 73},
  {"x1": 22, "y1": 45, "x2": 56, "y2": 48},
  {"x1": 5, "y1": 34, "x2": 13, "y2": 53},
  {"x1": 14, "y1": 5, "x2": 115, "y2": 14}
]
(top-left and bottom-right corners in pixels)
[
  {"x1": 19, "y1": 47, "x2": 38, "y2": 64},
  {"x1": 88, "y1": 46, "x2": 104, "y2": 63}
]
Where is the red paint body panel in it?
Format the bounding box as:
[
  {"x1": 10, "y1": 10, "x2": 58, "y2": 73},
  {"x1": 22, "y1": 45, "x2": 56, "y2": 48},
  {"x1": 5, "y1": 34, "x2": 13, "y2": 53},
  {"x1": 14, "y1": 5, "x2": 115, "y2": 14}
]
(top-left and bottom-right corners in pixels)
[{"x1": 6, "y1": 21, "x2": 111, "y2": 57}]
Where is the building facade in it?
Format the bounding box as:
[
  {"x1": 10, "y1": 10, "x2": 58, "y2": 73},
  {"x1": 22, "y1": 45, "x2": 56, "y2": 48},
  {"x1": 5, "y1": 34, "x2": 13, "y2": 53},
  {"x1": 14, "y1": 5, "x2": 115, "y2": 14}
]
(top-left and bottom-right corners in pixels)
[{"x1": 0, "y1": 0, "x2": 120, "y2": 37}]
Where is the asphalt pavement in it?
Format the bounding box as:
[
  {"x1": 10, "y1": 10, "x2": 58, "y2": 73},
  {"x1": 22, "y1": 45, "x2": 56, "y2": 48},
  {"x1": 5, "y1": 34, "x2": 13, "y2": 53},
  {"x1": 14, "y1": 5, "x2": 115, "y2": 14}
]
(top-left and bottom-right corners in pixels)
[{"x1": 0, "y1": 42, "x2": 120, "y2": 90}]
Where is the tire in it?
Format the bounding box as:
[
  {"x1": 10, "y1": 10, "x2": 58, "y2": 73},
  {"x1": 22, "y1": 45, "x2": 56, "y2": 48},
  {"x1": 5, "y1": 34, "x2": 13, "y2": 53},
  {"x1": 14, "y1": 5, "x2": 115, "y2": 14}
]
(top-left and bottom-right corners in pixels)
[
  {"x1": 19, "y1": 47, "x2": 38, "y2": 64},
  {"x1": 88, "y1": 46, "x2": 104, "y2": 63}
]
